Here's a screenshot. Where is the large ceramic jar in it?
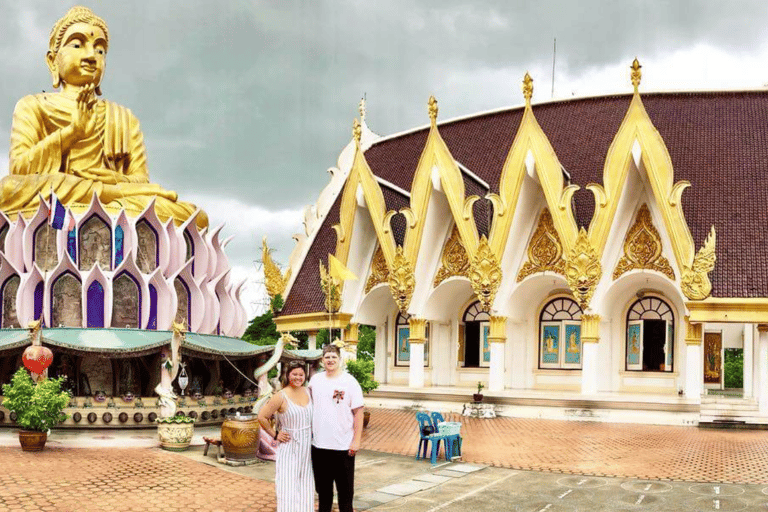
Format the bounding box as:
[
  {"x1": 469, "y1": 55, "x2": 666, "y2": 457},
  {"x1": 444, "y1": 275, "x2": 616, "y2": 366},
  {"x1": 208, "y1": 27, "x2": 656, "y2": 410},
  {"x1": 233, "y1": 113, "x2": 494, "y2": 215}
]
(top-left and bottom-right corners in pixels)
[
  {"x1": 157, "y1": 420, "x2": 195, "y2": 451},
  {"x1": 220, "y1": 413, "x2": 260, "y2": 462},
  {"x1": 18, "y1": 430, "x2": 47, "y2": 452}
]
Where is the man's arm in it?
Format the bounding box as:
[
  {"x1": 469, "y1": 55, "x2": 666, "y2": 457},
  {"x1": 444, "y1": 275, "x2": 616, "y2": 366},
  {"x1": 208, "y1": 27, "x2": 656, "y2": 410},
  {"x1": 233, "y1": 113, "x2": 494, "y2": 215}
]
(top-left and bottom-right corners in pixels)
[{"x1": 348, "y1": 406, "x2": 364, "y2": 456}]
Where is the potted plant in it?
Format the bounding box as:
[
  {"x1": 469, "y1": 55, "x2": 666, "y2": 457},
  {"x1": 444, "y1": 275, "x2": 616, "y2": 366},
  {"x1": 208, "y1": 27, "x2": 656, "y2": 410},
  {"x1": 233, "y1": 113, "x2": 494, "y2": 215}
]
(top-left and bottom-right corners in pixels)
[
  {"x1": 1, "y1": 367, "x2": 71, "y2": 452},
  {"x1": 345, "y1": 359, "x2": 379, "y2": 428},
  {"x1": 473, "y1": 381, "x2": 484, "y2": 403},
  {"x1": 156, "y1": 415, "x2": 196, "y2": 451}
]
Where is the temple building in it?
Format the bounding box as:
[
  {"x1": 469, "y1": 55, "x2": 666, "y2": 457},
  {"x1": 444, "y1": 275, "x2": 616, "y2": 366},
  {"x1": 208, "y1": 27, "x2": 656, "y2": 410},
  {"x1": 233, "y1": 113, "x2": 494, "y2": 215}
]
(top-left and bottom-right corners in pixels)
[{"x1": 273, "y1": 61, "x2": 768, "y2": 425}]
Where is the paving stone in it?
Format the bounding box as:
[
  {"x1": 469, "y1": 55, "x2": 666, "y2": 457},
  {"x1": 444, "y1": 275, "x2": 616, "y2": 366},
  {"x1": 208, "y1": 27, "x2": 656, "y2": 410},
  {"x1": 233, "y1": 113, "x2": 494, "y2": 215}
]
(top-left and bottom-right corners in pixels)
[
  {"x1": 413, "y1": 473, "x2": 454, "y2": 483},
  {"x1": 355, "y1": 491, "x2": 403, "y2": 504},
  {"x1": 377, "y1": 479, "x2": 439, "y2": 496},
  {"x1": 433, "y1": 469, "x2": 471, "y2": 478},
  {"x1": 445, "y1": 462, "x2": 486, "y2": 473}
]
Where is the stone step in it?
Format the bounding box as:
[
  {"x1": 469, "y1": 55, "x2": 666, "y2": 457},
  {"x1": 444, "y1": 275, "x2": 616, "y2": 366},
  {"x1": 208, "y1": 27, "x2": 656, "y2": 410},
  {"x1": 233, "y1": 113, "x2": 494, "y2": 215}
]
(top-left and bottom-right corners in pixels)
[{"x1": 700, "y1": 403, "x2": 759, "y2": 412}]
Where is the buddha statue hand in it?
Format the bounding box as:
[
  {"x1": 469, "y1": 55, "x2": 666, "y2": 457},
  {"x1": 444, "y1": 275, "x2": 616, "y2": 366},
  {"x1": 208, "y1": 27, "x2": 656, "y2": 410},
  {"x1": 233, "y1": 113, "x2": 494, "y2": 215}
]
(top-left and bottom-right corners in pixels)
[
  {"x1": 61, "y1": 84, "x2": 98, "y2": 149},
  {"x1": 72, "y1": 166, "x2": 130, "y2": 185}
]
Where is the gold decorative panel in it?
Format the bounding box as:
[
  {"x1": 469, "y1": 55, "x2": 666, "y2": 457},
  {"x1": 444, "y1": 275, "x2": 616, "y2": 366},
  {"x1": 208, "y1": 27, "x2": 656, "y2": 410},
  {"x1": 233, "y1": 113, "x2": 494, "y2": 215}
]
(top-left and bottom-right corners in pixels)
[
  {"x1": 565, "y1": 228, "x2": 602, "y2": 310},
  {"x1": 388, "y1": 246, "x2": 414, "y2": 314},
  {"x1": 365, "y1": 246, "x2": 389, "y2": 293},
  {"x1": 703, "y1": 332, "x2": 721, "y2": 384},
  {"x1": 434, "y1": 225, "x2": 470, "y2": 287},
  {"x1": 262, "y1": 237, "x2": 291, "y2": 301},
  {"x1": 469, "y1": 236, "x2": 501, "y2": 312},
  {"x1": 613, "y1": 204, "x2": 675, "y2": 280},
  {"x1": 517, "y1": 208, "x2": 566, "y2": 282},
  {"x1": 681, "y1": 227, "x2": 716, "y2": 301},
  {"x1": 319, "y1": 261, "x2": 341, "y2": 314}
]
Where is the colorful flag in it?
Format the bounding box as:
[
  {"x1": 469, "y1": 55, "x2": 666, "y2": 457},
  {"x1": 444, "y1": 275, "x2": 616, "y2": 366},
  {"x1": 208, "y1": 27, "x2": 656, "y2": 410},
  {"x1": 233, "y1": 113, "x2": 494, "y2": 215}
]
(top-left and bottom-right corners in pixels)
[
  {"x1": 328, "y1": 254, "x2": 357, "y2": 281},
  {"x1": 48, "y1": 192, "x2": 75, "y2": 231}
]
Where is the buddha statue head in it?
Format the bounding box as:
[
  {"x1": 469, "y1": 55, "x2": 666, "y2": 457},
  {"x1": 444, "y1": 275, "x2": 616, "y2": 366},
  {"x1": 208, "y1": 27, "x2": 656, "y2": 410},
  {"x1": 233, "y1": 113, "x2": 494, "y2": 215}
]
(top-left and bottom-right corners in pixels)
[{"x1": 46, "y1": 6, "x2": 109, "y2": 95}]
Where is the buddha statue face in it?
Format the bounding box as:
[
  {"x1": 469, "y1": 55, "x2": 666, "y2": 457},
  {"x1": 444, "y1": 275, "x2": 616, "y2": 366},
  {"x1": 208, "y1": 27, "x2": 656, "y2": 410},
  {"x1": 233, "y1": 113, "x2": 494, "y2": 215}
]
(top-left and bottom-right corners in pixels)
[{"x1": 45, "y1": 7, "x2": 109, "y2": 92}]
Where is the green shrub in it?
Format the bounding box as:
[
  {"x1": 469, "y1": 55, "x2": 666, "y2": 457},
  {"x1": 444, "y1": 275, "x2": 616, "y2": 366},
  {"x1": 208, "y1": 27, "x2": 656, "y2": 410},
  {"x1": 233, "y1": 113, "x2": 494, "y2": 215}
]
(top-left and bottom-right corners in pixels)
[
  {"x1": 724, "y1": 349, "x2": 744, "y2": 389},
  {"x1": 2, "y1": 367, "x2": 71, "y2": 432},
  {"x1": 345, "y1": 359, "x2": 379, "y2": 395}
]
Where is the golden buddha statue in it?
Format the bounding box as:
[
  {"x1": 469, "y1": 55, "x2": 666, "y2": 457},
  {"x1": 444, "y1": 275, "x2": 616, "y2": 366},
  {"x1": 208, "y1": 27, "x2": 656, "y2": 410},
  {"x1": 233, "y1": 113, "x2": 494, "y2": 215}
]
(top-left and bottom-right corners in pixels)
[{"x1": 0, "y1": 6, "x2": 207, "y2": 228}]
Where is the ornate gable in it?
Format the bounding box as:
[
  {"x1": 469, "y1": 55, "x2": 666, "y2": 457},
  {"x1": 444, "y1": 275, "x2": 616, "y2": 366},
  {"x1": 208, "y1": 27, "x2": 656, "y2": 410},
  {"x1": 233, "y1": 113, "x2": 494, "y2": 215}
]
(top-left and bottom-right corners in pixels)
[
  {"x1": 365, "y1": 245, "x2": 389, "y2": 293},
  {"x1": 434, "y1": 225, "x2": 470, "y2": 287},
  {"x1": 517, "y1": 208, "x2": 566, "y2": 282},
  {"x1": 613, "y1": 204, "x2": 675, "y2": 280}
]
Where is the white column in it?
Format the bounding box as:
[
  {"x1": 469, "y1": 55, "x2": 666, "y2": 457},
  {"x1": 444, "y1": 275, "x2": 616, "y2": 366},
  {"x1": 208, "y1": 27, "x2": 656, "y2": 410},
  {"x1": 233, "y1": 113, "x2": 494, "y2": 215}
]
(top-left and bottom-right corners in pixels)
[
  {"x1": 374, "y1": 322, "x2": 386, "y2": 384},
  {"x1": 744, "y1": 324, "x2": 754, "y2": 399},
  {"x1": 684, "y1": 319, "x2": 703, "y2": 400},
  {"x1": 580, "y1": 314, "x2": 600, "y2": 395},
  {"x1": 307, "y1": 331, "x2": 317, "y2": 351},
  {"x1": 488, "y1": 316, "x2": 507, "y2": 392},
  {"x1": 408, "y1": 318, "x2": 427, "y2": 389},
  {"x1": 758, "y1": 325, "x2": 768, "y2": 414}
]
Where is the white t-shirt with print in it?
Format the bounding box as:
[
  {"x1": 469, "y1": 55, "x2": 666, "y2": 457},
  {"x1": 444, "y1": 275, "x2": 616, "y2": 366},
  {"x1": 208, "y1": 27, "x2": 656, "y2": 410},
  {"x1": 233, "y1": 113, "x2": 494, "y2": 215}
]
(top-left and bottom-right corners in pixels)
[{"x1": 309, "y1": 371, "x2": 364, "y2": 450}]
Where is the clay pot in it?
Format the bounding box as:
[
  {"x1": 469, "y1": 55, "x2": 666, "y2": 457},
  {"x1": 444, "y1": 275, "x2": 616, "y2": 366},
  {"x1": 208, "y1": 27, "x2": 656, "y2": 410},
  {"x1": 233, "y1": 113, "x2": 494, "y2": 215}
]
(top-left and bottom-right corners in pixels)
[
  {"x1": 220, "y1": 413, "x2": 260, "y2": 462},
  {"x1": 18, "y1": 430, "x2": 47, "y2": 452},
  {"x1": 363, "y1": 410, "x2": 371, "y2": 429},
  {"x1": 472, "y1": 393, "x2": 484, "y2": 403},
  {"x1": 157, "y1": 421, "x2": 194, "y2": 452}
]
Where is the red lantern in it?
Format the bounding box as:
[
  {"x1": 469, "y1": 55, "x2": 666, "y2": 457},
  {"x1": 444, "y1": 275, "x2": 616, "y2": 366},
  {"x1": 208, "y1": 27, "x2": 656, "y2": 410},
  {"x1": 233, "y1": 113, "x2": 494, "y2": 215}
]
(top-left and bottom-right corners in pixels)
[{"x1": 22, "y1": 345, "x2": 53, "y2": 375}]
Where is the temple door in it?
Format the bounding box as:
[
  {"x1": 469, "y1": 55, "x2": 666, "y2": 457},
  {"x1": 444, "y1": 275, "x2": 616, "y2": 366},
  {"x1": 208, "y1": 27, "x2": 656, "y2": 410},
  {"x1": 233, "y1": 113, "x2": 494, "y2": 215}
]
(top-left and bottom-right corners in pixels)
[{"x1": 704, "y1": 332, "x2": 722, "y2": 386}]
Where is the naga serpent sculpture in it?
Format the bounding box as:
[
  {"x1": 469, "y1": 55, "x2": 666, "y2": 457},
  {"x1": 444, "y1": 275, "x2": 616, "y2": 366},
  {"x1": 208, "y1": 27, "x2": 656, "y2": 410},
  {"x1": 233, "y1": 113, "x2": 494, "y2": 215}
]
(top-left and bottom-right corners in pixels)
[{"x1": 154, "y1": 321, "x2": 185, "y2": 419}]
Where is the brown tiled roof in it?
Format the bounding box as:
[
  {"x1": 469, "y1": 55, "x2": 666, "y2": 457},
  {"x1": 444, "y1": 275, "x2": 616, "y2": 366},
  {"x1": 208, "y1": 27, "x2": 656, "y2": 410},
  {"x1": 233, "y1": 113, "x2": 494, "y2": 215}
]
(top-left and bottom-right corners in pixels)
[{"x1": 282, "y1": 90, "x2": 768, "y2": 315}]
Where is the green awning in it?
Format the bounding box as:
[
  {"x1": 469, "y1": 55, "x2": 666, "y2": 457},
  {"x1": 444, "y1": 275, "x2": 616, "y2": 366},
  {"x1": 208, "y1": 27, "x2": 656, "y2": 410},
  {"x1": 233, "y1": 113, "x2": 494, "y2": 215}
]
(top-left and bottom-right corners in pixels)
[{"x1": 0, "y1": 329, "x2": 31, "y2": 351}]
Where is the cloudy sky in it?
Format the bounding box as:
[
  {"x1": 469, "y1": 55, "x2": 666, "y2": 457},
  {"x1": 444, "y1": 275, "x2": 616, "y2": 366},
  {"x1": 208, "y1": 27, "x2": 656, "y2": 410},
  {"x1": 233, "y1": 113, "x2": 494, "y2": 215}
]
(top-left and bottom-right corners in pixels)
[{"x1": 1, "y1": 1, "x2": 767, "y2": 319}]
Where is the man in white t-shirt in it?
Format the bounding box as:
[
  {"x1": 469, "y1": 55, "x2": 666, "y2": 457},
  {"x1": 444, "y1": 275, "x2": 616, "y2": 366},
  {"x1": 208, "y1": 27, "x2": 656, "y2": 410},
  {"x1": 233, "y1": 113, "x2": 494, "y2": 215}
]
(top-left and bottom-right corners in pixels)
[{"x1": 309, "y1": 344, "x2": 364, "y2": 512}]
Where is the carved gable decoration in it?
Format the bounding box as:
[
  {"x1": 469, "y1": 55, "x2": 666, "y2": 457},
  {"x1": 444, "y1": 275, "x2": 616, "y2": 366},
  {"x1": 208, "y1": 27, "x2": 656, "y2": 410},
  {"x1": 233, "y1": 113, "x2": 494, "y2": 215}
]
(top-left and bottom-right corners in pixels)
[
  {"x1": 613, "y1": 204, "x2": 675, "y2": 281},
  {"x1": 365, "y1": 245, "x2": 389, "y2": 293},
  {"x1": 517, "y1": 208, "x2": 566, "y2": 282},
  {"x1": 565, "y1": 228, "x2": 602, "y2": 310},
  {"x1": 469, "y1": 236, "x2": 501, "y2": 312},
  {"x1": 388, "y1": 246, "x2": 415, "y2": 314},
  {"x1": 434, "y1": 225, "x2": 470, "y2": 287}
]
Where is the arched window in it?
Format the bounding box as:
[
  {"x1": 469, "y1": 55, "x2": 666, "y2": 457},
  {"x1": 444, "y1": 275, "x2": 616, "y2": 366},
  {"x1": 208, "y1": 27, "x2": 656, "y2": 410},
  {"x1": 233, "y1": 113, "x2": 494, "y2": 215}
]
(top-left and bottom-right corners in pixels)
[
  {"x1": 86, "y1": 281, "x2": 105, "y2": 328},
  {"x1": 184, "y1": 229, "x2": 195, "y2": 273},
  {"x1": 147, "y1": 284, "x2": 158, "y2": 330},
  {"x1": 112, "y1": 273, "x2": 140, "y2": 328},
  {"x1": 539, "y1": 297, "x2": 583, "y2": 369},
  {"x1": 626, "y1": 296, "x2": 674, "y2": 372},
  {"x1": 461, "y1": 302, "x2": 490, "y2": 368},
  {"x1": 79, "y1": 215, "x2": 111, "y2": 271},
  {"x1": 136, "y1": 220, "x2": 158, "y2": 273},
  {"x1": 394, "y1": 313, "x2": 430, "y2": 367},
  {"x1": 114, "y1": 225, "x2": 124, "y2": 267},
  {"x1": 52, "y1": 273, "x2": 82, "y2": 327},
  {"x1": 67, "y1": 228, "x2": 77, "y2": 262},
  {"x1": 34, "y1": 223, "x2": 58, "y2": 271},
  {"x1": 0, "y1": 223, "x2": 8, "y2": 253},
  {"x1": 174, "y1": 278, "x2": 190, "y2": 328},
  {"x1": 34, "y1": 281, "x2": 44, "y2": 322},
  {"x1": 1, "y1": 275, "x2": 20, "y2": 328}
]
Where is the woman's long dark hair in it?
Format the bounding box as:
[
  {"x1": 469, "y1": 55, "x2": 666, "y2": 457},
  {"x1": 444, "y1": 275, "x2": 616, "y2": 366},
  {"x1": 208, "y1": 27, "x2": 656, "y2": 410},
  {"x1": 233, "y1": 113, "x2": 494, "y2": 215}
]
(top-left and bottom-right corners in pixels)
[{"x1": 281, "y1": 360, "x2": 307, "y2": 388}]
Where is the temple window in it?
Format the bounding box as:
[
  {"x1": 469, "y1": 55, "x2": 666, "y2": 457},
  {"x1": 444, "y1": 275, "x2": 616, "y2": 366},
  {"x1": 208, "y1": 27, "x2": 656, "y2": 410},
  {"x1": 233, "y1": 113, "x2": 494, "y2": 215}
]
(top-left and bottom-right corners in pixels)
[
  {"x1": 136, "y1": 220, "x2": 158, "y2": 273},
  {"x1": 67, "y1": 228, "x2": 77, "y2": 262},
  {"x1": 1, "y1": 275, "x2": 20, "y2": 328},
  {"x1": 34, "y1": 281, "x2": 43, "y2": 321},
  {"x1": 0, "y1": 223, "x2": 8, "y2": 253},
  {"x1": 461, "y1": 301, "x2": 490, "y2": 368},
  {"x1": 626, "y1": 296, "x2": 674, "y2": 372},
  {"x1": 394, "y1": 312, "x2": 430, "y2": 367},
  {"x1": 86, "y1": 280, "x2": 105, "y2": 328},
  {"x1": 79, "y1": 215, "x2": 111, "y2": 271},
  {"x1": 34, "y1": 222, "x2": 59, "y2": 271},
  {"x1": 539, "y1": 297, "x2": 583, "y2": 369},
  {"x1": 147, "y1": 284, "x2": 158, "y2": 330},
  {"x1": 174, "y1": 278, "x2": 190, "y2": 328},
  {"x1": 112, "y1": 273, "x2": 140, "y2": 328},
  {"x1": 183, "y1": 229, "x2": 194, "y2": 273},
  {"x1": 114, "y1": 225, "x2": 124, "y2": 267},
  {"x1": 52, "y1": 272, "x2": 82, "y2": 327}
]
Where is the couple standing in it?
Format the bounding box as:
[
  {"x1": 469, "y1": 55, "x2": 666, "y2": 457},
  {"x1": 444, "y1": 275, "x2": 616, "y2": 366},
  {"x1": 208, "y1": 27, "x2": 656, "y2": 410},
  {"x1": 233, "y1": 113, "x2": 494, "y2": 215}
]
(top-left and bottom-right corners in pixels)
[{"x1": 258, "y1": 344, "x2": 364, "y2": 512}]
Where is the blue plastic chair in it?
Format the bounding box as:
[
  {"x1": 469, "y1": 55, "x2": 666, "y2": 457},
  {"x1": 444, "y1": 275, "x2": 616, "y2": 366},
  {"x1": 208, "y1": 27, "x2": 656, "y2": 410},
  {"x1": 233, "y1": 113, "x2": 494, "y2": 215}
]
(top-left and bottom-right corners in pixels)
[
  {"x1": 415, "y1": 412, "x2": 447, "y2": 464},
  {"x1": 430, "y1": 411, "x2": 462, "y2": 460}
]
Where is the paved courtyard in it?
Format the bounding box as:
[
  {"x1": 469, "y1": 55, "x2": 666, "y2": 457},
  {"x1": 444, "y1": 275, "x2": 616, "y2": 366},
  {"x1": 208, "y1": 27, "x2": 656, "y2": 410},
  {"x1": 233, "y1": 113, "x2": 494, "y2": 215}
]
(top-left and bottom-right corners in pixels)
[{"x1": 2, "y1": 408, "x2": 768, "y2": 510}]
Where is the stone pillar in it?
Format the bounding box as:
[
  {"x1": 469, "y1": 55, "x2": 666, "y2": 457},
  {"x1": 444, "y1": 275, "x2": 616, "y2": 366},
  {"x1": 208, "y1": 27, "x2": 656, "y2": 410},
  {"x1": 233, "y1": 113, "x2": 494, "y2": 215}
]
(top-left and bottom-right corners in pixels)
[
  {"x1": 744, "y1": 324, "x2": 754, "y2": 399},
  {"x1": 759, "y1": 324, "x2": 768, "y2": 414},
  {"x1": 684, "y1": 317, "x2": 703, "y2": 400},
  {"x1": 580, "y1": 314, "x2": 600, "y2": 395},
  {"x1": 307, "y1": 330, "x2": 318, "y2": 351},
  {"x1": 374, "y1": 322, "x2": 387, "y2": 383},
  {"x1": 344, "y1": 323, "x2": 359, "y2": 361},
  {"x1": 408, "y1": 318, "x2": 427, "y2": 389},
  {"x1": 488, "y1": 316, "x2": 507, "y2": 392}
]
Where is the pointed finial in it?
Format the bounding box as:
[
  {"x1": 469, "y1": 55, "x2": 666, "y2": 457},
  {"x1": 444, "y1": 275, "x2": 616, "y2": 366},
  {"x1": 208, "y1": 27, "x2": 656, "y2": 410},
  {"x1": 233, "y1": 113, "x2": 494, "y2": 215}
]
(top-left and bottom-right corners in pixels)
[
  {"x1": 631, "y1": 58, "x2": 642, "y2": 93},
  {"x1": 522, "y1": 72, "x2": 533, "y2": 104},
  {"x1": 358, "y1": 97, "x2": 367, "y2": 121},
  {"x1": 428, "y1": 95, "x2": 438, "y2": 123},
  {"x1": 353, "y1": 118, "x2": 361, "y2": 143}
]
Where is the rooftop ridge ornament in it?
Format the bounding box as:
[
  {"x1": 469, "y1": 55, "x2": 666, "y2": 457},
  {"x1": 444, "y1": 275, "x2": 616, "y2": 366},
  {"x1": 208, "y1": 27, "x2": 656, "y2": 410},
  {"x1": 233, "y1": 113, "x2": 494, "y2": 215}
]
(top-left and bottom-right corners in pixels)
[
  {"x1": 428, "y1": 95, "x2": 439, "y2": 124},
  {"x1": 522, "y1": 72, "x2": 534, "y2": 104},
  {"x1": 358, "y1": 97, "x2": 367, "y2": 121},
  {"x1": 631, "y1": 58, "x2": 642, "y2": 93},
  {"x1": 353, "y1": 118, "x2": 362, "y2": 144}
]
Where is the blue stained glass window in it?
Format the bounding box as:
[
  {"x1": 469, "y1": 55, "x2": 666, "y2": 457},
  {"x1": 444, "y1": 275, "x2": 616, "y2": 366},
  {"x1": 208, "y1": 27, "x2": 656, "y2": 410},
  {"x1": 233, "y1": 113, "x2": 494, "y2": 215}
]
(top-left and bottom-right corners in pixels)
[
  {"x1": 115, "y1": 225, "x2": 124, "y2": 266},
  {"x1": 34, "y1": 281, "x2": 44, "y2": 323},
  {"x1": 87, "y1": 281, "x2": 105, "y2": 328},
  {"x1": 147, "y1": 284, "x2": 157, "y2": 330},
  {"x1": 67, "y1": 229, "x2": 77, "y2": 262}
]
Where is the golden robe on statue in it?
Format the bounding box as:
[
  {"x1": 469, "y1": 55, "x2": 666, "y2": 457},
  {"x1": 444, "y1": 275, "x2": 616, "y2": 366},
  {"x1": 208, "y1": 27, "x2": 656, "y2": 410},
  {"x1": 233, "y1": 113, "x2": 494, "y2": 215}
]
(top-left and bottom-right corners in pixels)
[{"x1": 1, "y1": 93, "x2": 207, "y2": 228}]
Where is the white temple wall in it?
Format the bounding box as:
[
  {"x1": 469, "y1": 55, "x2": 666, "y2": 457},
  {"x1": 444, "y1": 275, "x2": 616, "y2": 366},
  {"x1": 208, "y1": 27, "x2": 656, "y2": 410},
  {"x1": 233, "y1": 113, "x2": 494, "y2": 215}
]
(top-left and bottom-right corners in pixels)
[{"x1": 342, "y1": 201, "x2": 378, "y2": 314}]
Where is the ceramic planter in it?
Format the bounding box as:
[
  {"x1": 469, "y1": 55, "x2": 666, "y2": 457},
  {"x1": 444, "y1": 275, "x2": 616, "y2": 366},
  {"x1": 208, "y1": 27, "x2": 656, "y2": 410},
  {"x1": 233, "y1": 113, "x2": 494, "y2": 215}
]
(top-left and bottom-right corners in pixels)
[
  {"x1": 157, "y1": 421, "x2": 194, "y2": 451},
  {"x1": 18, "y1": 430, "x2": 48, "y2": 452},
  {"x1": 220, "y1": 413, "x2": 260, "y2": 462},
  {"x1": 472, "y1": 393, "x2": 484, "y2": 403},
  {"x1": 363, "y1": 409, "x2": 371, "y2": 429}
]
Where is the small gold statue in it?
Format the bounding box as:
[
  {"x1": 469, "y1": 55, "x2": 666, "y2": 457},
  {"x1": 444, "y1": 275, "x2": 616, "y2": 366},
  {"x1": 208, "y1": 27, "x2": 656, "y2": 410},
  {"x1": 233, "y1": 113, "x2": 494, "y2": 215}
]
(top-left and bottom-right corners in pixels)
[{"x1": 0, "y1": 6, "x2": 206, "y2": 228}]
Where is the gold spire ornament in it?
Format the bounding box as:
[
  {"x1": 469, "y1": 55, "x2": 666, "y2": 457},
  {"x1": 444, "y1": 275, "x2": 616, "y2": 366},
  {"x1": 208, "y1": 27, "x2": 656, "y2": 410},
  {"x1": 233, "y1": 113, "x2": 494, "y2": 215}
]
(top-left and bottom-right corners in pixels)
[
  {"x1": 613, "y1": 204, "x2": 675, "y2": 280},
  {"x1": 522, "y1": 72, "x2": 534, "y2": 103},
  {"x1": 469, "y1": 236, "x2": 502, "y2": 311},
  {"x1": 631, "y1": 58, "x2": 642, "y2": 93},
  {"x1": 434, "y1": 225, "x2": 471, "y2": 287},
  {"x1": 353, "y1": 118, "x2": 362, "y2": 143},
  {"x1": 681, "y1": 227, "x2": 717, "y2": 300},
  {"x1": 428, "y1": 96, "x2": 439, "y2": 123},
  {"x1": 262, "y1": 237, "x2": 291, "y2": 304},
  {"x1": 388, "y1": 246, "x2": 415, "y2": 313},
  {"x1": 517, "y1": 208, "x2": 566, "y2": 281},
  {"x1": 365, "y1": 246, "x2": 389, "y2": 293},
  {"x1": 358, "y1": 97, "x2": 367, "y2": 121},
  {"x1": 319, "y1": 261, "x2": 342, "y2": 313},
  {"x1": 565, "y1": 228, "x2": 602, "y2": 309}
]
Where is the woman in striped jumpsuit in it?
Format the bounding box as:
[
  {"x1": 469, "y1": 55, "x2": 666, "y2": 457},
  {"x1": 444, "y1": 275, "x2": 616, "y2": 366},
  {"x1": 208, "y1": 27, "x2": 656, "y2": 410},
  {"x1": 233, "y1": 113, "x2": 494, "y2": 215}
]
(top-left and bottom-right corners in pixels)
[{"x1": 258, "y1": 360, "x2": 314, "y2": 511}]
